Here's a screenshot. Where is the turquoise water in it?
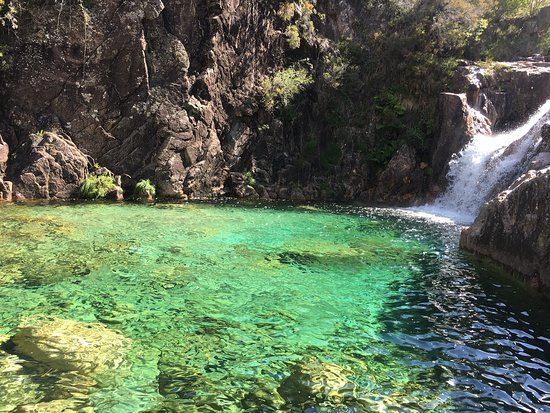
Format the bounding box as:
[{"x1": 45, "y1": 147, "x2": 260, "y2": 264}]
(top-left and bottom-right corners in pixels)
[{"x1": 0, "y1": 202, "x2": 549, "y2": 412}]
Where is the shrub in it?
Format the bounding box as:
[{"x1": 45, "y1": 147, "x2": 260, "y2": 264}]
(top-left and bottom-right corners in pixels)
[
  {"x1": 261, "y1": 65, "x2": 313, "y2": 110},
  {"x1": 243, "y1": 171, "x2": 256, "y2": 187},
  {"x1": 135, "y1": 179, "x2": 156, "y2": 198},
  {"x1": 285, "y1": 24, "x2": 301, "y2": 49},
  {"x1": 80, "y1": 175, "x2": 115, "y2": 199}
]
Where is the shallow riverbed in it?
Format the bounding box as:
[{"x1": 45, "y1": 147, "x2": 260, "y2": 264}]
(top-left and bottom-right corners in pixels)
[{"x1": 0, "y1": 202, "x2": 548, "y2": 412}]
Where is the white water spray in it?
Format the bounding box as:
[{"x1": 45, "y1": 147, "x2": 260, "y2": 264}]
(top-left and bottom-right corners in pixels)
[{"x1": 416, "y1": 99, "x2": 550, "y2": 224}]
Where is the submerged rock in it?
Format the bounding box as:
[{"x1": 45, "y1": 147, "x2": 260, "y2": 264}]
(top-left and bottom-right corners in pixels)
[
  {"x1": 11, "y1": 399, "x2": 93, "y2": 413},
  {"x1": 460, "y1": 167, "x2": 550, "y2": 292},
  {"x1": 277, "y1": 359, "x2": 359, "y2": 408},
  {"x1": 6, "y1": 317, "x2": 129, "y2": 376}
]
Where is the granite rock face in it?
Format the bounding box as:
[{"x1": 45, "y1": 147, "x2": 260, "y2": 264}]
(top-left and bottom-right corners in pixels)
[
  {"x1": 0, "y1": 0, "x2": 282, "y2": 199},
  {"x1": 9, "y1": 131, "x2": 89, "y2": 199},
  {"x1": 460, "y1": 167, "x2": 550, "y2": 292},
  {"x1": 430, "y1": 61, "x2": 550, "y2": 189},
  {"x1": 375, "y1": 145, "x2": 424, "y2": 204}
]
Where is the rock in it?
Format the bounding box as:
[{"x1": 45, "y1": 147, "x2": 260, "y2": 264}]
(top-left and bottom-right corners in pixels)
[
  {"x1": 290, "y1": 187, "x2": 306, "y2": 202},
  {"x1": 12, "y1": 399, "x2": 92, "y2": 413},
  {"x1": 0, "y1": 180, "x2": 13, "y2": 202},
  {"x1": 7, "y1": 317, "x2": 129, "y2": 376},
  {"x1": 431, "y1": 93, "x2": 476, "y2": 183},
  {"x1": 375, "y1": 145, "x2": 423, "y2": 204},
  {"x1": 10, "y1": 132, "x2": 89, "y2": 199},
  {"x1": 460, "y1": 167, "x2": 550, "y2": 292},
  {"x1": 0, "y1": 349, "x2": 42, "y2": 412},
  {"x1": 432, "y1": 62, "x2": 550, "y2": 188},
  {"x1": 529, "y1": 152, "x2": 550, "y2": 170},
  {"x1": 0, "y1": 134, "x2": 9, "y2": 179},
  {"x1": 539, "y1": 123, "x2": 550, "y2": 152},
  {"x1": 277, "y1": 359, "x2": 358, "y2": 407},
  {"x1": 0, "y1": 0, "x2": 281, "y2": 200}
]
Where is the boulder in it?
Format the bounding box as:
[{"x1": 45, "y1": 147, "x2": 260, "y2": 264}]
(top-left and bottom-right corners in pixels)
[
  {"x1": 0, "y1": 134, "x2": 8, "y2": 179},
  {"x1": 460, "y1": 167, "x2": 550, "y2": 292},
  {"x1": 0, "y1": 180, "x2": 13, "y2": 202},
  {"x1": 277, "y1": 359, "x2": 358, "y2": 407},
  {"x1": 431, "y1": 93, "x2": 476, "y2": 183},
  {"x1": 6, "y1": 317, "x2": 129, "y2": 376},
  {"x1": 11, "y1": 399, "x2": 93, "y2": 413},
  {"x1": 375, "y1": 145, "x2": 423, "y2": 204},
  {"x1": 10, "y1": 132, "x2": 89, "y2": 199}
]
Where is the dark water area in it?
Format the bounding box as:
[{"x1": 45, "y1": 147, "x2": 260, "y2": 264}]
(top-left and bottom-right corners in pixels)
[{"x1": 0, "y1": 202, "x2": 548, "y2": 412}]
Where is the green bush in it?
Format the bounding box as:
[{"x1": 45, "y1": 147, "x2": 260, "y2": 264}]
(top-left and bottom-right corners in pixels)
[
  {"x1": 277, "y1": 1, "x2": 318, "y2": 48},
  {"x1": 80, "y1": 175, "x2": 115, "y2": 199},
  {"x1": 285, "y1": 24, "x2": 301, "y2": 49},
  {"x1": 261, "y1": 65, "x2": 313, "y2": 110},
  {"x1": 243, "y1": 171, "x2": 256, "y2": 187},
  {"x1": 135, "y1": 179, "x2": 156, "y2": 198}
]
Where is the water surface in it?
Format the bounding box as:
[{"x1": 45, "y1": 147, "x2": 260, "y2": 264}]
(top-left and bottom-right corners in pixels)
[{"x1": 0, "y1": 202, "x2": 548, "y2": 412}]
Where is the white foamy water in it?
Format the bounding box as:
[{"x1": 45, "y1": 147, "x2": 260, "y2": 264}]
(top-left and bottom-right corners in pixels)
[{"x1": 414, "y1": 99, "x2": 550, "y2": 225}]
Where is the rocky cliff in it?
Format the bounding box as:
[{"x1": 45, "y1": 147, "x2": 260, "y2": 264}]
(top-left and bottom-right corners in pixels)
[
  {"x1": 0, "y1": 1, "x2": 548, "y2": 202},
  {"x1": 430, "y1": 61, "x2": 550, "y2": 193},
  {"x1": 460, "y1": 122, "x2": 550, "y2": 293},
  {"x1": 0, "y1": 0, "x2": 285, "y2": 199}
]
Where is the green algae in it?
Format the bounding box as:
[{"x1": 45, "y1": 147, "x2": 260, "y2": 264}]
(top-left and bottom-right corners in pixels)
[{"x1": 0, "y1": 202, "x2": 544, "y2": 412}]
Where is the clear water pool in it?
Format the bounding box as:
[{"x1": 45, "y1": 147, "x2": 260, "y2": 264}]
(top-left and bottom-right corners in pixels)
[{"x1": 0, "y1": 202, "x2": 548, "y2": 412}]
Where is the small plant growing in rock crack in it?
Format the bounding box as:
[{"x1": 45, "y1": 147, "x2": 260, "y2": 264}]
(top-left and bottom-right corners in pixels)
[
  {"x1": 36, "y1": 130, "x2": 45, "y2": 139},
  {"x1": 243, "y1": 171, "x2": 256, "y2": 187},
  {"x1": 135, "y1": 179, "x2": 156, "y2": 199},
  {"x1": 80, "y1": 175, "x2": 115, "y2": 199}
]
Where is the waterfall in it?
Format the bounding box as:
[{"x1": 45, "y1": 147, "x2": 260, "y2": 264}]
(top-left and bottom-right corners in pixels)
[{"x1": 416, "y1": 99, "x2": 550, "y2": 224}]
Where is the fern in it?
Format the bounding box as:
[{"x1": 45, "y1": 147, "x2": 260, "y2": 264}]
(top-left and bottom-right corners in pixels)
[{"x1": 135, "y1": 179, "x2": 156, "y2": 198}]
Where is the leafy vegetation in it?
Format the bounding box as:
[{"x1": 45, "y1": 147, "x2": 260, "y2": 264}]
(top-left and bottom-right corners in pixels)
[
  {"x1": 272, "y1": 0, "x2": 550, "y2": 178},
  {"x1": 135, "y1": 179, "x2": 156, "y2": 198},
  {"x1": 261, "y1": 64, "x2": 313, "y2": 110},
  {"x1": 277, "y1": 0, "x2": 318, "y2": 49},
  {"x1": 80, "y1": 175, "x2": 115, "y2": 199},
  {"x1": 243, "y1": 171, "x2": 256, "y2": 187}
]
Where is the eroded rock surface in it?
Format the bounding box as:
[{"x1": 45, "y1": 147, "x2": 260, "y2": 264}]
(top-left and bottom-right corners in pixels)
[
  {"x1": 9, "y1": 132, "x2": 89, "y2": 199},
  {"x1": 375, "y1": 145, "x2": 424, "y2": 204},
  {"x1": 431, "y1": 61, "x2": 550, "y2": 189},
  {"x1": 0, "y1": 0, "x2": 282, "y2": 199},
  {"x1": 460, "y1": 167, "x2": 550, "y2": 292},
  {"x1": 0, "y1": 318, "x2": 129, "y2": 411}
]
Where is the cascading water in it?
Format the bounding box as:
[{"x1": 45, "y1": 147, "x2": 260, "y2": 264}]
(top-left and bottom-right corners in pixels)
[{"x1": 417, "y1": 99, "x2": 550, "y2": 224}]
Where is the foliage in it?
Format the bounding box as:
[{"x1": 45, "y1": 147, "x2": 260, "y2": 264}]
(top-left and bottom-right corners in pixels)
[
  {"x1": 285, "y1": 24, "x2": 301, "y2": 49},
  {"x1": 277, "y1": 0, "x2": 317, "y2": 49},
  {"x1": 321, "y1": 51, "x2": 349, "y2": 89},
  {"x1": 80, "y1": 175, "x2": 115, "y2": 199},
  {"x1": 243, "y1": 171, "x2": 256, "y2": 187},
  {"x1": 0, "y1": 0, "x2": 17, "y2": 31},
  {"x1": 261, "y1": 64, "x2": 313, "y2": 110},
  {"x1": 135, "y1": 179, "x2": 156, "y2": 198}
]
